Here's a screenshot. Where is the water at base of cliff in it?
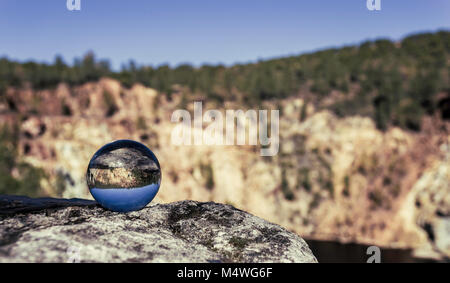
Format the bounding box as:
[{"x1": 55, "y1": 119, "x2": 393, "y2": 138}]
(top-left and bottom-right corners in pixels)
[{"x1": 305, "y1": 239, "x2": 446, "y2": 263}]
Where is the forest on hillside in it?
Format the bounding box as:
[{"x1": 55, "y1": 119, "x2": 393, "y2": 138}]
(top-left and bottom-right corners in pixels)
[{"x1": 1, "y1": 30, "x2": 450, "y2": 131}]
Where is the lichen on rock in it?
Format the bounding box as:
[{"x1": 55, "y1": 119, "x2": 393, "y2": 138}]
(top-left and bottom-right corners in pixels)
[{"x1": 0, "y1": 195, "x2": 317, "y2": 263}]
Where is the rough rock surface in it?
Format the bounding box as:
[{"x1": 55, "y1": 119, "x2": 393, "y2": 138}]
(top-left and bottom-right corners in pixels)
[{"x1": 0, "y1": 195, "x2": 317, "y2": 263}]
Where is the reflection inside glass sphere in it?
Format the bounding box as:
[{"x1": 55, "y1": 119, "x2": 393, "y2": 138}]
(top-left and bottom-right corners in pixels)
[{"x1": 86, "y1": 140, "x2": 161, "y2": 212}]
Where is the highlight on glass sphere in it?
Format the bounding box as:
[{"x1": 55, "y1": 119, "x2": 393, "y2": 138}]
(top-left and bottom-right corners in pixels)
[{"x1": 86, "y1": 140, "x2": 161, "y2": 212}]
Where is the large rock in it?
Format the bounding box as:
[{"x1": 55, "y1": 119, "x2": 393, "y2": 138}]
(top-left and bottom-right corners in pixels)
[{"x1": 0, "y1": 195, "x2": 317, "y2": 263}]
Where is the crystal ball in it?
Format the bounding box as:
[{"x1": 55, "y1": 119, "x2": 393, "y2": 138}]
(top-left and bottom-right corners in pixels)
[{"x1": 86, "y1": 140, "x2": 161, "y2": 212}]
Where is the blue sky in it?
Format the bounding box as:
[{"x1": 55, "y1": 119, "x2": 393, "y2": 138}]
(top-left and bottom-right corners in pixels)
[{"x1": 0, "y1": 0, "x2": 449, "y2": 70}]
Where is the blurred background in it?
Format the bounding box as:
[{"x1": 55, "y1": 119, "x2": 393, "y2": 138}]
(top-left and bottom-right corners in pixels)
[{"x1": 0, "y1": 0, "x2": 449, "y2": 262}]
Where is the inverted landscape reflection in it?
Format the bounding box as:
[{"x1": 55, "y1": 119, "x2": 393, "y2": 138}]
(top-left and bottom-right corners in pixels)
[
  {"x1": 87, "y1": 140, "x2": 161, "y2": 212},
  {"x1": 90, "y1": 184, "x2": 160, "y2": 212}
]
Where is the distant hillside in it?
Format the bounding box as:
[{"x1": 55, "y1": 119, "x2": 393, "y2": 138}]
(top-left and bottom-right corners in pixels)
[
  {"x1": 0, "y1": 78, "x2": 448, "y2": 259},
  {"x1": 1, "y1": 30, "x2": 449, "y2": 131}
]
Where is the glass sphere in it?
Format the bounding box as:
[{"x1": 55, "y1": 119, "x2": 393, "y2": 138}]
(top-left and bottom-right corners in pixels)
[{"x1": 86, "y1": 140, "x2": 161, "y2": 212}]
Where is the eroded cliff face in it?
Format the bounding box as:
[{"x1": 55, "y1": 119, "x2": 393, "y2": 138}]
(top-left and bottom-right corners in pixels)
[{"x1": 1, "y1": 78, "x2": 449, "y2": 259}]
